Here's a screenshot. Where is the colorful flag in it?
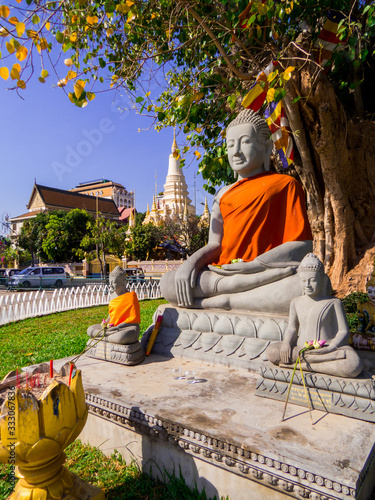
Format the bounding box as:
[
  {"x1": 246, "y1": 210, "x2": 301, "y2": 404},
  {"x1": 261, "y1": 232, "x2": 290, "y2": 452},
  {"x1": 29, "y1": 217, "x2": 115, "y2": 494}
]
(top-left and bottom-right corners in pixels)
[
  {"x1": 265, "y1": 100, "x2": 294, "y2": 169},
  {"x1": 241, "y1": 61, "x2": 279, "y2": 112},
  {"x1": 313, "y1": 10, "x2": 347, "y2": 69}
]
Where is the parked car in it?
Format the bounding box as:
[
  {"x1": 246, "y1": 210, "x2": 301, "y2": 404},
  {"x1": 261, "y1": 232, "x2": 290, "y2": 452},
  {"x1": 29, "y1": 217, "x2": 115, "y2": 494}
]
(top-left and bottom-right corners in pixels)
[
  {"x1": 124, "y1": 268, "x2": 146, "y2": 284},
  {"x1": 0, "y1": 268, "x2": 20, "y2": 286},
  {"x1": 8, "y1": 266, "x2": 68, "y2": 288},
  {"x1": 6, "y1": 268, "x2": 20, "y2": 278}
]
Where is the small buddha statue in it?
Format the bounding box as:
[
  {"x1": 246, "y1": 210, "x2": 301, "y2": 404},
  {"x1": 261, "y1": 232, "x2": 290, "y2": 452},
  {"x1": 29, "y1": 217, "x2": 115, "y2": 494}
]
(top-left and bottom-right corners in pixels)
[
  {"x1": 266, "y1": 254, "x2": 363, "y2": 378},
  {"x1": 87, "y1": 266, "x2": 145, "y2": 365},
  {"x1": 160, "y1": 109, "x2": 313, "y2": 314}
]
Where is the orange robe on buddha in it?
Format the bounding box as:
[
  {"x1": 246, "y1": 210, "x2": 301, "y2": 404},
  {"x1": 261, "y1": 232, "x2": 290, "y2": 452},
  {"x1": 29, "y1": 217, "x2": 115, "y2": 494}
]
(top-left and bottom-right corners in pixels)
[
  {"x1": 214, "y1": 172, "x2": 312, "y2": 266},
  {"x1": 108, "y1": 291, "x2": 141, "y2": 327}
]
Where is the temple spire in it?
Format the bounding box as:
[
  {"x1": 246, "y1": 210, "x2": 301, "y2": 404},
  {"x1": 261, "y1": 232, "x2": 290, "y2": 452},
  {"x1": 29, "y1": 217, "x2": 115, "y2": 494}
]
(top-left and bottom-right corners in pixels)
[{"x1": 171, "y1": 128, "x2": 177, "y2": 155}]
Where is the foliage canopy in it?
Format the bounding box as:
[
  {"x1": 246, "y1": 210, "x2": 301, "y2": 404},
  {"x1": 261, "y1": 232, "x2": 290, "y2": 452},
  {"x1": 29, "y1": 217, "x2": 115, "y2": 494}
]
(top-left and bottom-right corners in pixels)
[{"x1": 1, "y1": 0, "x2": 374, "y2": 192}]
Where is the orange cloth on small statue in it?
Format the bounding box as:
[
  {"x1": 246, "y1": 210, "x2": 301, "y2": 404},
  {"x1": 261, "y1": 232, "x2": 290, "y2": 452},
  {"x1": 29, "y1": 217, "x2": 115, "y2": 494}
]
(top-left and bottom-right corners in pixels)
[
  {"x1": 108, "y1": 291, "x2": 140, "y2": 327},
  {"x1": 214, "y1": 172, "x2": 312, "y2": 266}
]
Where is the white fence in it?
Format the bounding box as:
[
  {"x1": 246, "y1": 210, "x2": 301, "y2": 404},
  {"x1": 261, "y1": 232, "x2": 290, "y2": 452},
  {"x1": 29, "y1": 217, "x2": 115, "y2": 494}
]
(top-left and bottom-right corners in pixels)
[{"x1": 0, "y1": 282, "x2": 162, "y2": 326}]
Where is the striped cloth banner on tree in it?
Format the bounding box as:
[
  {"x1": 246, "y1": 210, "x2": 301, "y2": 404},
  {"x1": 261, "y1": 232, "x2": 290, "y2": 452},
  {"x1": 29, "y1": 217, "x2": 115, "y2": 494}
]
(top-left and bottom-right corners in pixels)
[
  {"x1": 264, "y1": 100, "x2": 294, "y2": 169},
  {"x1": 313, "y1": 10, "x2": 347, "y2": 70},
  {"x1": 241, "y1": 60, "x2": 294, "y2": 168},
  {"x1": 241, "y1": 60, "x2": 279, "y2": 112}
]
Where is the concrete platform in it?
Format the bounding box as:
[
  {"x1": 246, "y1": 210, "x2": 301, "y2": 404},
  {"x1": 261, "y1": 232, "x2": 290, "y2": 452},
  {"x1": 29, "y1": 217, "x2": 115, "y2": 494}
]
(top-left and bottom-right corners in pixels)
[{"x1": 62, "y1": 354, "x2": 375, "y2": 500}]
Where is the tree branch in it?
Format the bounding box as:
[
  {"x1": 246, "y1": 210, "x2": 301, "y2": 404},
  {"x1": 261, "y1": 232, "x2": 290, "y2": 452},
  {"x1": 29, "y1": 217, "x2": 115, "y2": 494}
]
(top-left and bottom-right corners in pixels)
[{"x1": 186, "y1": 5, "x2": 253, "y2": 81}]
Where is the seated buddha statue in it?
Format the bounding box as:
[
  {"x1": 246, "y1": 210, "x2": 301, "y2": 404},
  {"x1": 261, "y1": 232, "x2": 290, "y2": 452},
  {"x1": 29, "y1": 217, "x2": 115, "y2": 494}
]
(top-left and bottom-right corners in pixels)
[
  {"x1": 161, "y1": 109, "x2": 313, "y2": 314},
  {"x1": 87, "y1": 266, "x2": 141, "y2": 345},
  {"x1": 266, "y1": 253, "x2": 363, "y2": 378}
]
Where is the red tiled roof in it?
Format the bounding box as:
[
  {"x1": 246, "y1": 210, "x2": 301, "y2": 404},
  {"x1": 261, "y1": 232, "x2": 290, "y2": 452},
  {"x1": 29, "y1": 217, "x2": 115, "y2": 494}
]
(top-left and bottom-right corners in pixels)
[
  {"x1": 118, "y1": 207, "x2": 136, "y2": 221},
  {"x1": 9, "y1": 209, "x2": 44, "y2": 221},
  {"x1": 28, "y1": 184, "x2": 120, "y2": 216}
]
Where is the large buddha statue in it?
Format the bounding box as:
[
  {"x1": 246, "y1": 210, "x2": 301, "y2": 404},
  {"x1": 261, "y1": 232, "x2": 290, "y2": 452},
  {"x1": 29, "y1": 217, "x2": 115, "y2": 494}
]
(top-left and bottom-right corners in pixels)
[
  {"x1": 266, "y1": 254, "x2": 363, "y2": 378},
  {"x1": 161, "y1": 109, "x2": 313, "y2": 314}
]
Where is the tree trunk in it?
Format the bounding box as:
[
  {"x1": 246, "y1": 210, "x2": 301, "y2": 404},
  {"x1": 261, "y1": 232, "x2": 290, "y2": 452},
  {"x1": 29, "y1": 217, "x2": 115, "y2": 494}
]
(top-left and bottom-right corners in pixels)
[{"x1": 284, "y1": 56, "x2": 375, "y2": 292}]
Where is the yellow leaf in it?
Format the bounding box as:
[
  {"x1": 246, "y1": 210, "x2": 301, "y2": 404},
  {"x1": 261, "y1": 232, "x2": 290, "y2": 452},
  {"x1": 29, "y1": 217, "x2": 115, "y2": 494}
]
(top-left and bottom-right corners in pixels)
[
  {"x1": 35, "y1": 42, "x2": 41, "y2": 53},
  {"x1": 71, "y1": 14, "x2": 78, "y2": 23},
  {"x1": 194, "y1": 151, "x2": 201, "y2": 159},
  {"x1": 38, "y1": 76, "x2": 45, "y2": 83},
  {"x1": 45, "y1": 21, "x2": 50, "y2": 30},
  {"x1": 16, "y1": 22, "x2": 25, "y2": 36},
  {"x1": 281, "y1": 66, "x2": 295, "y2": 82},
  {"x1": 8, "y1": 16, "x2": 18, "y2": 25},
  {"x1": 74, "y1": 79, "x2": 85, "y2": 99},
  {"x1": 145, "y1": 91, "x2": 151, "y2": 97},
  {"x1": 13, "y1": 62, "x2": 21, "y2": 72},
  {"x1": 70, "y1": 32, "x2": 77, "y2": 42},
  {"x1": 0, "y1": 5, "x2": 10, "y2": 18},
  {"x1": 127, "y1": 11, "x2": 136, "y2": 23},
  {"x1": 6, "y1": 41, "x2": 14, "y2": 54},
  {"x1": 257, "y1": 3, "x2": 268, "y2": 15},
  {"x1": 68, "y1": 92, "x2": 75, "y2": 103},
  {"x1": 266, "y1": 88, "x2": 276, "y2": 102},
  {"x1": 86, "y1": 91, "x2": 95, "y2": 101},
  {"x1": 116, "y1": 3, "x2": 130, "y2": 14},
  {"x1": 267, "y1": 70, "x2": 279, "y2": 82},
  {"x1": 106, "y1": 28, "x2": 113, "y2": 37},
  {"x1": 16, "y1": 45, "x2": 27, "y2": 61},
  {"x1": 86, "y1": 15, "x2": 98, "y2": 25},
  {"x1": 26, "y1": 29, "x2": 38, "y2": 39},
  {"x1": 67, "y1": 69, "x2": 77, "y2": 80},
  {"x1": 17, "y1": 79, "x2": 25, "y2": 89},
  {"x1": 10, "y1": 66, "x2": 19, "y2": 79},
  {"x1": 41, "y1": 69, "x2": 48, "y2": 78},
  {"x1": 195, "y1": 127, "x2": 202, "y2": 133},
  {"x1": 106, "y1": 11, "x2": 113, "y2": 18},
  {"x1": 0, "y1": 66, "x2": 9, "y2": 79},
  {"x1": 39, "y1": 38, "x2": 48, "y2": 50}
]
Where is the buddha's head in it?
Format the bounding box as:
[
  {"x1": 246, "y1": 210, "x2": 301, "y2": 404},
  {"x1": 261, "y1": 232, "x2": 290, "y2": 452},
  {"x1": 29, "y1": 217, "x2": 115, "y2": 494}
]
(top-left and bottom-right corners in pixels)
[
  {"x1": 109, "y1": 266, "x2": 127, "y2": 296},
  {"x1": 298, "y1": 253, "x2": 329, "y2": 298},
  {"x1": 226, "y1": 109, "x2": 272, "y2": 179}
]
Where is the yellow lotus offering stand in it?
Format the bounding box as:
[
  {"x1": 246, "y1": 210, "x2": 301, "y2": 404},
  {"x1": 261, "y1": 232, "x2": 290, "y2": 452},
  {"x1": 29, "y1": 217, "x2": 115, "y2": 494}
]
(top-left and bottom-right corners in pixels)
[{"x1": 0, "y1": 362, "x2": 105, "y2": 500}]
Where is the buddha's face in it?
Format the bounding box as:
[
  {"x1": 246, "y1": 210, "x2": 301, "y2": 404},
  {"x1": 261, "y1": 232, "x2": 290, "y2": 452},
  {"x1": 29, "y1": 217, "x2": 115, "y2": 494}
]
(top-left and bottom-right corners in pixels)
[
  {"x1": 368, "y1": 286, "x2": 375, "y2": 305},
  {"x1": 299, "y1": 270, "x2": 324, "y2": 298},
  {"x1": 109, "y1": 274, "x2": 126, "y2": 296},
  {"x1": 226, "y1": 123, "x2": 267, "y2": 179}
]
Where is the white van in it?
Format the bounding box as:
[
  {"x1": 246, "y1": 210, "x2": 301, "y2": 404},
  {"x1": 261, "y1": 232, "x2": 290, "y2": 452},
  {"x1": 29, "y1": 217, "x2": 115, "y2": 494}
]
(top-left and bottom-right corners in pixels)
[{"x1": 9, "y1": 266, "x2": 67, "y2": 288}]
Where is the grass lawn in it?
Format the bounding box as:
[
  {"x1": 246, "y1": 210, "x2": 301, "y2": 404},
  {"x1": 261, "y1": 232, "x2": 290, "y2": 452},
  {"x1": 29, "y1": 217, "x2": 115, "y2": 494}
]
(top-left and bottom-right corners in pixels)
[
  {"x1": 0, "y1": 299, "x2": 221, "y2": 500},
  {"x1": 0, "y1": 298, "x2": 166, "y2": 379}
]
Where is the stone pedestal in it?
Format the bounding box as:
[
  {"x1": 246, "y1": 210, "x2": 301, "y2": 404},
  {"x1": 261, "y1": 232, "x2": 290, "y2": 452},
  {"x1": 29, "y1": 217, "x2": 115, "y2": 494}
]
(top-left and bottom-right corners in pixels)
[
  {"x1": 141, "y1": 304, "x2": 289, "y2": 370},
  {"x1": 86, "y1": 339, "x2": 145, "y2": 366},
  {"x1": 55, "y1": 354, "x2": 375, "y2": 500},
  {"x1": 256, "y1": 363, "x2": 375, "y2": 422}
]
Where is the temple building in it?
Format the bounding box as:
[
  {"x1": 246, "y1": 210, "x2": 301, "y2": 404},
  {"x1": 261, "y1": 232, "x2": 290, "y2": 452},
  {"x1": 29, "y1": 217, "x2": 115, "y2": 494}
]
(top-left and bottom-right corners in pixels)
[
  {"x1": 143, "y1": 134, "x2": 196, "y2": 225},
  {"x1": 69, "y1": 179, "x2": 134, "y2": 209},
  {"x1": 9, "y1": 183, "x2": 120, "y2": 239}
]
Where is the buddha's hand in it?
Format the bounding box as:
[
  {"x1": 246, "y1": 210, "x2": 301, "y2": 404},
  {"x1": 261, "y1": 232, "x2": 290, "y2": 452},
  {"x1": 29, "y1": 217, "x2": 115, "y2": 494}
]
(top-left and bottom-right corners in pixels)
[
  {"x1": 280, "y1": 342, "x2": 292, "y2": 364},
  {"x1": 175, "y1": 261, "x2": 197, "y2": 307},
  {"x1": 208, "y1": 260, "x2": 265, "y2": 276},
  {"x1": 304, "y1": 344, "x2": 335, "y2": 356}
]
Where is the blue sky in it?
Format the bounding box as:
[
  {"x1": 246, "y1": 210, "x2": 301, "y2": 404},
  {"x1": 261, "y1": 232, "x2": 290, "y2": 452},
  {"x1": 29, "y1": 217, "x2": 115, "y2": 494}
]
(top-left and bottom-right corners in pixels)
[{"x1": 0, "y1": 75, "x2": 215, "y2": 226}]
